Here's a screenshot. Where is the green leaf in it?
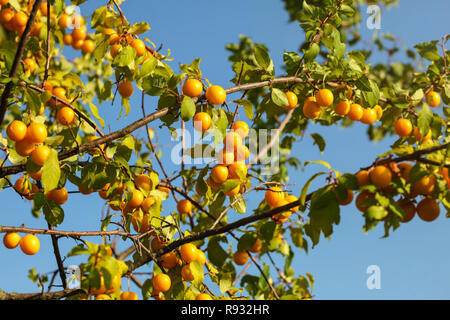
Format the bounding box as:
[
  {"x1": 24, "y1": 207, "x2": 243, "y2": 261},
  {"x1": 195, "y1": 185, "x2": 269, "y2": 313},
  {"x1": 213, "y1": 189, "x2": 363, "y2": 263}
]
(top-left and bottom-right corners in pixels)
[
  {"x1": 366, "y1": 206, "x2": 388, "y2": 220},
  {"x1": 304, "y1": 42, "x2": 319, "y2": 62},
  {"x1": 307, "y1": 187, "x2": 340, "y2": 243},
  {"x1": 43, "y1": 200, "x2": 64, "y2": 226},
  {"x1": 355, "y1": 76, "x2": 371, "y2": 91},
  {"x1": 304, "y1": 160, "x2": 331, "y2": 170},
  {"x1": 219, "y1": 273, "x2": 233, "y2": 294},
  {"x1": 88, "y1": 102, "x2": 105, "y2": 129},
  {"x1": 310, "y1": 133, "x2": 326, "y2": 154},
  {"x1": 230, "y1": 195, "x2": 246, "y2": 214},
  {"x1": 141, "y1": 279, "x2": 153, "y2": 300},
  {"x1": 42, "y1": 149, "x2": 61, "y2": 193},
  {"x1": 271, "y1": 88, "x2": 289, "y2": 107},
  {"x1": 180, "y1": 96, "x2": 196, "y2": 121},
  {"x1": 207, "y1": 236, "x2": 228, "y2": 267},
  {"x1": 254, "y1": 45, "x2": 271, "y2": 70},
  {"x1": 414, "y1": 41, "x2": 440, "y2": 61},
  {"x1": 139, "y1": 56, "x2": 157, "y2": 78},
  {"x1": 113, "y1": 46, "x2": 136, "y2": 68},
  {"x1": 417, "y1": 104, "x2": 433, "y2": 137},
  {"x1": 260, "y1": 221, "x2": 276, "y2": 242},
  {"x1": 233, "y1": 99, "x2": 253, "y2": 120},
  {"x1": 299, "y1": 172, "x2": 327, "y2": 207},
  {"x1": 237, "y1": 232, "x2": 257, "y2": 251},
  {"x1": 189, "y1": 261, "x2": 204, "y2": 285},
  {"x1": 67, "y1": 244, "x2": 90, "y2": 257},
  {"x1": 220, "y1": 179, "x2": 240, "y2": 192},
  {"x1": 128, "y1": 22, "x2": 151, "y2": 35}
]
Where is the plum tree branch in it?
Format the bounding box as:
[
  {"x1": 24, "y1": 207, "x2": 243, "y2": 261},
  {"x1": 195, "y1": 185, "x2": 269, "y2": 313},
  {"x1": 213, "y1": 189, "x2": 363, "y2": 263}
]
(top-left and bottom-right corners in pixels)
[
  {"x1": 0, "y1": 76, "x2": 362, "y2": 179},
  {"x1": 0, "y1": 225, "x2": 132, "y2": 237},
  {"x1": 361, "y1": 142, "x2": 450, "y2": 170},
  {"x1": 0, "y1": 288, "x2": 83, "y2": 300}
]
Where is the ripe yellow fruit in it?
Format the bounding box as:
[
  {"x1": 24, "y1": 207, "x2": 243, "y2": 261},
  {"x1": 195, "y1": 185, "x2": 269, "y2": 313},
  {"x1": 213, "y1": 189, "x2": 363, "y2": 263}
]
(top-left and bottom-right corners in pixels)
[
  {"x1": 234, "y1": 144, "x2": 250, "y2": 162},
  {"x1": 196, "y1": 293, "x2": 212, "y2": 300},
  {"x1": 394, "y1": 118, "x2": 412, "y2": 137},
  {"x1": 397, "y1": 199, "x2": 416, "y2": 223},
  {"x1": 355, "y1": 170, "x2": 370, "y2": 186},
  {"x1": 110, "y1": 44, "x2": 122, "y2": 58},
  {"x1": 196, "y1": 249, "x2": 206, "y2": 265},
  {"x1": 130, "y1": 38, "x2": 146, "y2": 56},
  {"x1": 425, "y1": 91, "x2": 440, "y2": 107},
  {"x1": 120, "y1": 291, "x2": 138, "y2": 300},
  {"x1": 25, "y1": 122, "x2": 47, "y2": 143},
  {"x1": 417, "y1": 198, "x2": 440, "y2": 222},
  {"x1": 233, "y1": 250, "x2": 249, "y2": 266},
  {"x1": 205, "y1": 85, "x2": 226, "y2": 105},
  {"x1": 6, "y1": 120, "x2": 27, "y2": 142},
  {"x1": 182, "y1": 78, "x2": 203, "y2": 98},
  {"x1": 347, "y1": 104, "x2": 363, "y2": 121},
  {"x1": 355, "y1": 191, "x2": 374, "y2": 212},
  {"x1": 224, "y1": 131, "x2": 243, "y2": 151},
  {"x1": 161, "y1": 251, "x2": 179, "y2": 269},
  {"x1": 315, "y1": 89, "x2": 334, "y2": 107},
  {"x1": 15, "y1": 139, "x2": 36, "y2": 157},
  {"x1": 46, "y1": 188, "x2": 68, "y2": 205},
  {"x1": 141, "y1": 197, "x2": 156, "y2": 213},
  {"x1": 265, "y1": 186, "x2": 285, "y2": 208},
  {"x1": 284, "y1": 91, "x2": 298, "y2": 110},
  {"x1": 58, "y1": 13, "x2": 72, "y2": 28},
  {"x1": 181, "y1": 264, "x2": 195, "y2": 282},
  {"x1": 211, "y1": 165, "x2": 229, "y2": 184},
  {"x1": 285, "y1": 194, "x2": 299, "y2": 212},
  {"x1": 232, "y1": 121, "x2": 249, "y2": 138},
  {"x1": 337, "y1": 189, "x2": 354, "y2": 206},
  {"x1": 135, "y1": 174, "x2": 152, "y2": 191},
  {"x1": 177, "y1": 199, "x2": 192, "y2": 214},
  {"x1": 216, "y1": 149, "x2": 235, "y2": 165},
  {"x1": 81, "y1": 39, "x2": 95, "y2": 53},
  {"x1": 127, "y1": 189, "x2": 144, "y2": 208},
  {"x1": 57, "y1": 106, "x2": 76, "y2": 126},
  {"x1": 249, "y1": 238, "x2": 262, "y2": 253},
  {"x1": 413, "y1": 127, "x2": 432, "y2": 143},
  {"x1": 228, "y1": 162, "x2": 247, "y2": 179},
  {"x1": 23, "y1": 58, "x2": 37, "y2": 73},
  {"x1": 303, "y1": 100, "x2": 321, "y2": 119},
  {"x1": 3, "y1": 232, "x2": 21, "y2": 249},
  {"x1": 373, "y1": 105, "x2": 383, "y2": 120},
  {"x1": 12, "y1": 11, "x2": 28, "y2": 29},
  {"x1": 412, "y1": 175, "x2": 435, "y2": 195},
  {"x1": 72, "y1": 28, "x2": 87, "y2": 42},
  {"x1": 360, "y1": 108, "x2": 377, "y2": 125},
  {"x1": 180, "y1": 243, "x2": 198, "y2": 263},
  {"x1": 31, "y1": 145, "x2": 50, "y2": 166},
  {"x1": 20, "y1": 234, "x2": 40, "y2": 255},
  {"x1": 72, "y1": 39, "x2": 85, "y2": 50},
  {"x1": 225, "y1": 184, "x2": 240, "y2": 197},
  {"x1": 153, "y1": 274, "x2": 171, "y2": 293},
  {"x1": 193, "y1": 112, "x2": 212, "y2": 132},
  {"x1": 118, "y1": 80, "x2": 134, "y2": 98},
  {"x1": 334, "y1": 100, "x2": 350, "y2": 116},
  {"x1": 369, "y1": 165, "x2": 392, "y2": 188}
]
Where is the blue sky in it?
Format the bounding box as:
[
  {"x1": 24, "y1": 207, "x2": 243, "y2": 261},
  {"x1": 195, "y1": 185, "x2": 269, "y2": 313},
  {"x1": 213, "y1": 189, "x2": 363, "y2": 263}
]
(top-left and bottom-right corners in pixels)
[{"x1": 1, "y1": 0, "x2": 449, "y2": 299}]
